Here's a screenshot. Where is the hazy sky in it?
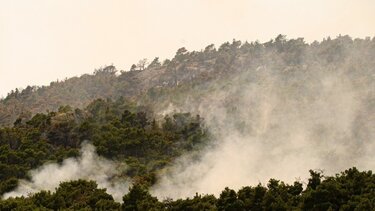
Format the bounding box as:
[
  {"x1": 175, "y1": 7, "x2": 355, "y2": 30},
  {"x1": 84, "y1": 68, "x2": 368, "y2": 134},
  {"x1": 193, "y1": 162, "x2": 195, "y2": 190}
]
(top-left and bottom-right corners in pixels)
[{"x1": 1, "y1": 0, "x2": 374, "y2": 97}]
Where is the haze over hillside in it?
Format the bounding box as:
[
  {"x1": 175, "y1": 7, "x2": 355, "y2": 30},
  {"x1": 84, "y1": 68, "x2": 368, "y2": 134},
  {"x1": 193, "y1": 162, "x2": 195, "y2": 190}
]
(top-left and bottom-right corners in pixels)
[
  {"x1": 1, "y1": 32, "x2": 375, "y2": 209},
  {"x1": 1, "y1": 34, "x2": 374, "y2": 183},
  {"x1": 0, "y1": 34, "x2": 374, "y2": 209},
  {"x1": 1, "y1": 35, "x2": 374, "y2": 125},
  {"x1": 2, "y1": 0, "x2": 375, "y2": 209}
]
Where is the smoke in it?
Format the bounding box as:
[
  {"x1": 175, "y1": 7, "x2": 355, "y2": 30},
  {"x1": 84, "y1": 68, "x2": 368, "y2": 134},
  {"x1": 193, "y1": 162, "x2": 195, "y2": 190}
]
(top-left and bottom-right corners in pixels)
[
  {"x1": 2, "y1": 142, "x2": 129, "y2": 202},
  {"x1": 151, "y1": 56, "x2": 374, "y2": 199},
  {"x1": 2, "y1": 39, "x2": 374, "y2": 202}
]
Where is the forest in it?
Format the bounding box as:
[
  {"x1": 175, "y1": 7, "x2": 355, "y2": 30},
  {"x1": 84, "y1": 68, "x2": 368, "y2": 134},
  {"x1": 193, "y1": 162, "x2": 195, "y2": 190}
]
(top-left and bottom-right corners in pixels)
[
  {"x1": 0, "y1": 98, "x2": 209, "y2": 194},
  {"x1": 1, "y1": 35, "x2": 374, "y2": 127},
  {"x1": 0, "y1": 35, "x2": 374, "y2": 210},
  {"x1": 1, "y1": 167, "x2": 375, "y2": 210},
  {"x1": 0, "y1": 99, "x2": 374, "y2": 210}
]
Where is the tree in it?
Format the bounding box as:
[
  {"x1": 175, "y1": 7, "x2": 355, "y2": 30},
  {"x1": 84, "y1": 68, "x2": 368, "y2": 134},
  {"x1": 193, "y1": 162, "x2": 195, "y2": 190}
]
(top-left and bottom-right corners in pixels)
[
  {"x1": 204, "y1": 44, "x2": 216, "y2": 53},
  {"x1": 237, "y1": 185, "x2": 267, "y2": 210},
  {"x1": 137, "y1": 58, "x2": 148, "y2": 71},
  {"x1": 162, "y1": 59, "x2": 171, "y2": 66},
  {"x1": 307, "y1": 170, "x2": 323, "y2": 190},
  {"x1": 51, "y1": 180, "x2": 118, "y2": 210},
  {"x1": 217, "y1": 187, "x2": 244, "y2": 211},
  {"x1": 122, "y1": 184, "x2": 161, "y2": 211},
  {"x1": 94, "y1": 65, "x2": 117, "y2": 75},
  {"x1": 174, "y1": 47, "x2": 188, "y2": 61},
  {"x1": 148, "y1": 57, "x2": 161, "y2": 69},
  {"x1": 176, "y1": 47, "x2": 188, "y2": 56},
  {"x1": 130, "y1": 64, "x2": 137, "y2": 71}
]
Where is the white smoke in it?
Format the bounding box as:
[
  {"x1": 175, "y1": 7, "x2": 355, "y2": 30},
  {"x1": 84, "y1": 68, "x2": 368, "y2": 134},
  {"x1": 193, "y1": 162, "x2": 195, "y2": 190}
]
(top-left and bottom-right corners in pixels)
[
  {"x1": 2, "y1": 142, "x2": 129, "y2": 202},
  {"x1": 3, "y1": 39, "x2": 374, "y2": 202},
  {"x1": 151, "y1": 62, "x2": 374, "y2": 199}
]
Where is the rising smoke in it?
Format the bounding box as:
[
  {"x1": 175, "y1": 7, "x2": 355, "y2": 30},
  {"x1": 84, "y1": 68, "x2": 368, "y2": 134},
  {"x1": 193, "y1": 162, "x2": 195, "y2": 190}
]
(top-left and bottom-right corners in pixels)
[
  {"x1": 3, "y1": 38, "x2": 375, "y2": 201},
  {"x1": 2, "y1": 142, "x2": 129, "y2": 202},
  {"x1": 151, "y1": 52, "x2": 374, "y2": 199}
]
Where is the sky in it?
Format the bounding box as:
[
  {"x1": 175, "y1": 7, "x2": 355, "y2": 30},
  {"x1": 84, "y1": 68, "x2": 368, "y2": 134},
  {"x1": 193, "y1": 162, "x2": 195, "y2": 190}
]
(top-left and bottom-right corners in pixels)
[{"x1": 1, "y1": 0, "x2": 375, "y2": 97}]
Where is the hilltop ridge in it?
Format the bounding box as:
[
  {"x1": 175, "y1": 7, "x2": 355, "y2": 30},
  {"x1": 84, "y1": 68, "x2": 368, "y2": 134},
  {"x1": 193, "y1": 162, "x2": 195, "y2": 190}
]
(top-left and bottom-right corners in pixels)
[{"x1": 1, "y1": 35, "x2": 374, "y2": 127}]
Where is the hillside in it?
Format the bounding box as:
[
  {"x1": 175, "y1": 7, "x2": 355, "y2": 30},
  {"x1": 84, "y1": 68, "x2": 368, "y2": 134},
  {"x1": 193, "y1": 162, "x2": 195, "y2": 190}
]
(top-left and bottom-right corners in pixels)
[
  {"x1": 0, "y1": 98, "x2": 374, "y2": 209},
  {"x1": 1, "y1": 35, "x2": 374, "y2": 127},
  {"x1": 0, "y1": 98, "x2": 209, "y2": 197},
  {"x1": 0, "y1": 35, "x2": 375, "y2": 210}
]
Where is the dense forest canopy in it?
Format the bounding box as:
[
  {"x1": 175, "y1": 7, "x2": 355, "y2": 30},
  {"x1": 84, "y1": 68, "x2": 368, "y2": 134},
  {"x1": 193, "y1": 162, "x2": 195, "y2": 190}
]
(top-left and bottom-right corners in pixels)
[
  {"x1": 0, "y1": 98, "x2": 209, "y2": 194},
  {"x1": 0, "y1": 35, "x2": 374, "y2": 210},
  {"x1": 1, "y1": 102, "x2": 375, "y2": 210},
  {"x1": 2, "y1": 167, "x2": 375, "y2": 210}
]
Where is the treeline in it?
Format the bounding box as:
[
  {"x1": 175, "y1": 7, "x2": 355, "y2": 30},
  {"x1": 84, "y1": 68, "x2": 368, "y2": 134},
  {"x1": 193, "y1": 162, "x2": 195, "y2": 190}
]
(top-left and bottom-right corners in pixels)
[
  {"x1": 1, "y1": 35, "x2": 374, "y2": 126},
  {"x1": 1, "y1": 167, "x2": 374, "y2": 210},
  {"x1": 0, "y1": 97, "x2": 209, "y2": 195}
]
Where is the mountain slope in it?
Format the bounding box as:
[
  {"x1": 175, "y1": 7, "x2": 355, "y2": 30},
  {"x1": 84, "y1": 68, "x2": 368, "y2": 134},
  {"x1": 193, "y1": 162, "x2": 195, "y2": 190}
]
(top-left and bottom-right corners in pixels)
[{"x1": 2, "y1": 35, "x2": 374, "y2": 127}]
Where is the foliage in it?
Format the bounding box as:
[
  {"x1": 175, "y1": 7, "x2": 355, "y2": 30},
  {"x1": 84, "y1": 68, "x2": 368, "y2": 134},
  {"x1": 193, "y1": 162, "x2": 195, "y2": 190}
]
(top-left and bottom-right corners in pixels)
[
  {"x1": 1, "y1": 168, "x2": 375, "y2": 210},
  {"x1": 0, "y1": 180, "x2": 120, "y2": 210},
  {"x1": 1, "y1": 35, "x2": 374, "y2": 127},
  {"x1": 0, "y1": 98, "x2": 210, "y2": 195},
  {"x1": 0, "y1": 35, "x2": 374, "y2": 210}
]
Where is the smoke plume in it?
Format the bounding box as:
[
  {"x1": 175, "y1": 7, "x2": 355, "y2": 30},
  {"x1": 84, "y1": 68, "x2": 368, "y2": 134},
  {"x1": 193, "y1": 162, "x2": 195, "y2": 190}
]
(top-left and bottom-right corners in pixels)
[
  {"x1": 2, "y1": 142, "x2": 129, "y2": 202},
  {"x1": 3, "y1": 38, "x2": 374, "y2": 202},
  {"x1": 151, "y1": 56, "x2": 374, "y2": 199}
]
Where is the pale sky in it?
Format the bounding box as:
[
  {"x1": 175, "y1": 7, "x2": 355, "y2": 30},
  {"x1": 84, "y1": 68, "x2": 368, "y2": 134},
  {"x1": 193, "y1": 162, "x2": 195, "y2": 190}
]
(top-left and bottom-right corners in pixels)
[{"x1": 1, "y1": 0, "x2": 374, "y2": 97}]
